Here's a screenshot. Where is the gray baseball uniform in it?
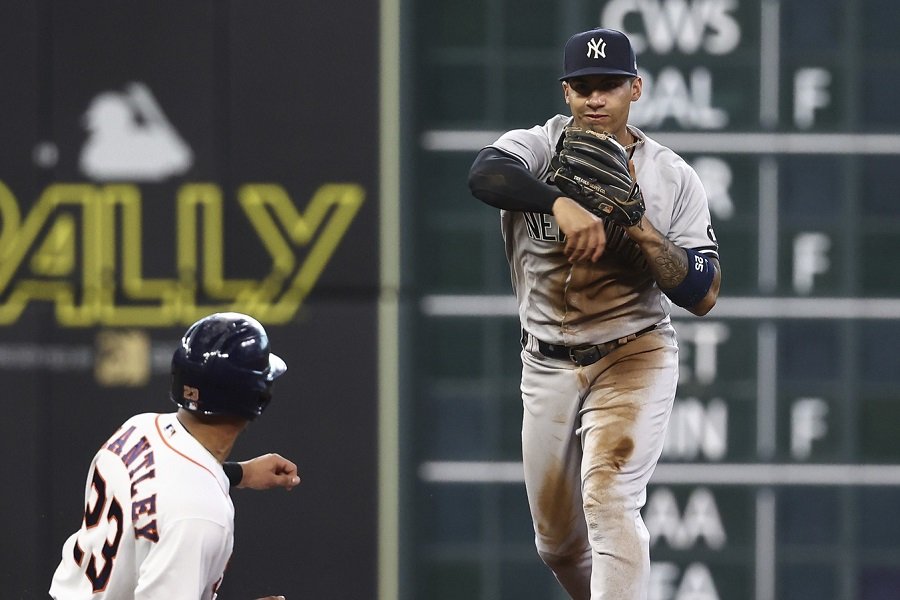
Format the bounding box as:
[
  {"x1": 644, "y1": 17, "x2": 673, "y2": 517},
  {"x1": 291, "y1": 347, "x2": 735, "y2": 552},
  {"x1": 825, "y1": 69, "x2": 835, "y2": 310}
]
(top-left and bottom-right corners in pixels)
[{"x1": 486, "y1": 116, "x2": 717, "y2": 599}]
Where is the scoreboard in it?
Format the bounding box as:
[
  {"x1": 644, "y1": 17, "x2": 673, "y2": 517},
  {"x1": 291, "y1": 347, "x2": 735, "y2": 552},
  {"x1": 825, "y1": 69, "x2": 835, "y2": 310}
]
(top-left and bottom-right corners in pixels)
[{"x1": 409, "y1": 1, "x2": 900, "y2": 599}]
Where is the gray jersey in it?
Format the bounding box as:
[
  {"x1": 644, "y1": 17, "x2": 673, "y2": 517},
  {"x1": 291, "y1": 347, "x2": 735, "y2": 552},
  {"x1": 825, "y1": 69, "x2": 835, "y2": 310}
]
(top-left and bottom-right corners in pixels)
[{"x1": 489, "y1": 115, "x2": 718, "y2": 346}]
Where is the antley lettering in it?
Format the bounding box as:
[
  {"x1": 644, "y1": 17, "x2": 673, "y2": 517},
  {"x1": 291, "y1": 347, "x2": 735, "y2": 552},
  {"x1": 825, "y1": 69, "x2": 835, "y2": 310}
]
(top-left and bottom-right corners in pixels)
[{"x1": 106, "y1": 426, "x2": 159, "y2": 542}]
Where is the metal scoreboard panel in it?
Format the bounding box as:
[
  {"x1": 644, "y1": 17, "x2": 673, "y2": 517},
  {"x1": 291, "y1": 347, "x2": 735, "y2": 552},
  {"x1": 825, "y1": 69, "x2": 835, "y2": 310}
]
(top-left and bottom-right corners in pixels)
[
  {"x1": 599, "y1": 1, "x2": 900, "y2": 598},
  {"x1": 412, "y1": 0, "x2": 900, "y2": 599}
]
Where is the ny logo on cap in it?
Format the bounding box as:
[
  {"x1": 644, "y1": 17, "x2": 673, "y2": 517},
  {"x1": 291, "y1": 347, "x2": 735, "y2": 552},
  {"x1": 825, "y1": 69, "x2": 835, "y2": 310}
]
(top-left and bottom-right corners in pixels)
[{"x1": 586, "y1": 37, "x2": 607, "y2": 59}]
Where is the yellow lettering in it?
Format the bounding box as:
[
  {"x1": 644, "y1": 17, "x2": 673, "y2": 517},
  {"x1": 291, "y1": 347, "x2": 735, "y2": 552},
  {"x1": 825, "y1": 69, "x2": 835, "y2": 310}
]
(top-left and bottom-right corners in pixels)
[
  {"x1": 0, "y1": 180, "x2": 364, "y2": 326},
  {"x1": 30, "y1": 214, "x2": 76, "y2": 276},
  {"x1": 235, "y1": 183, "x2": 365, "y2": 322},
  {"x1": 99, "y1": 185, "x2": 181, "y2": 325},
  {"x1": 0, "y1": 184, "x2": 102, "y2": 325}
]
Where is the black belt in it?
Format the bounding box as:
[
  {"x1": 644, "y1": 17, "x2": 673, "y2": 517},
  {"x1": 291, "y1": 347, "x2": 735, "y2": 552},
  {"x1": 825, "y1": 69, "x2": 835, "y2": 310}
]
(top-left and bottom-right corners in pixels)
[{"x1": 524, "y1": 323, "x2": 660, "y2": 367}]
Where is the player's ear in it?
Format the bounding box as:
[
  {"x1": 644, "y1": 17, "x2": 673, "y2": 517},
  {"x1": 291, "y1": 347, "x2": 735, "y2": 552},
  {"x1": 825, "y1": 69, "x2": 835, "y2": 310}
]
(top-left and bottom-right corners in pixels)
[
  {"x1": 562, "y1": 81, "x2": 571, "y2": 104},
  {"x1": 631, "y1": 77, "x2": 643, "y2": 102}
]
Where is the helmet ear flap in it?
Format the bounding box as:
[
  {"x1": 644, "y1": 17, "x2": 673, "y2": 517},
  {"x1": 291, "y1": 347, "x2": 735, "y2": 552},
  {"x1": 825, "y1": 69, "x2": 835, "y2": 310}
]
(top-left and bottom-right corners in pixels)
[
  {"x1": 169, "y1": 313, "x2": 287, "y2": 419},
  {"x1": 255, "y1": 385, "x2": 274, "y2": 416}
]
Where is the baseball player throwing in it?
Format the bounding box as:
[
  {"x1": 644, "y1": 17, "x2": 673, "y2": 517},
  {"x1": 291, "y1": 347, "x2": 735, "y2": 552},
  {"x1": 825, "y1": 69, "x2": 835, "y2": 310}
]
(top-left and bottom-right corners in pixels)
[
  {"x1": 468, "y1": 28, "x2": 721, "y2": 600},
  {"x1": 50, "y1": 313, "x2": 298, "y2": 600}
]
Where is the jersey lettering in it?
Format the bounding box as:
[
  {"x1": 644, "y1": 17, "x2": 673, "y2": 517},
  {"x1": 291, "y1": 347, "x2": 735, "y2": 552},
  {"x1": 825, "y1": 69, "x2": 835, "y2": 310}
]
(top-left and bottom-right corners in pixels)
[
  {"x1": 107, "y1": 426, "x2": 161, "y2": 545},
  {"x1": 128, "y1": 451, "x2": 155, "y2": 479},
  {"x1": 121, "y1": 436, "x2": 152, "y2": 468},
  {"x1": 131, "y1": 495, "x2": 157, "y2": 520},
  {"x1": 84, "y1": 468, "x2": 108, "y2": 528},
  {"x1": 106, "y1": 425, "x2": 136, "y2": 456},
  {"x1": 130, "y1": 468, "x2": 155, "y2": 496},
  {"x1": 130, "y1": 492, "x2": 160, "y2": 542},
  {"x1": 524, "y1": 212, "x2": 565, "y2": 242},
  {"x1": 75, "y1": 467, "x2": 125, "y2": 592},
  {"x1": 134, "y1": 520, "x2": 160, "y2": 543},
  {"x1": 523, "y1": 211, "x2": 646, "y2": 268},
  {"x1": 112, "y1": 434, "x2": 160, "y2": 545}
]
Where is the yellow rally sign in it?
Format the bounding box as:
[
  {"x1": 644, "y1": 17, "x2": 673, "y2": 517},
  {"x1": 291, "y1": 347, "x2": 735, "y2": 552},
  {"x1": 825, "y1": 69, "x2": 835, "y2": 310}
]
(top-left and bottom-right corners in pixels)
[{"x1": 0, "y1": 181, "x2": 364, "y2": 326}]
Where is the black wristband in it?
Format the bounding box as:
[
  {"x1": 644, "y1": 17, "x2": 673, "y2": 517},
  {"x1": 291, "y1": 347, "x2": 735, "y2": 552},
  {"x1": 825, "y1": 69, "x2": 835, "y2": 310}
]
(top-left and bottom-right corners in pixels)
[{"x1": 222, "y1": 461, "x2": 243, "y2": 487}]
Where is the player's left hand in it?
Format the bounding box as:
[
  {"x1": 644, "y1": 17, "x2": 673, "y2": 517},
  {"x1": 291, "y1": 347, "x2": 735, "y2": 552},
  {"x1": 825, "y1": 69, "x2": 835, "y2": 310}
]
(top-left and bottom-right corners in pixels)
[
  {"x1": 550, "y1": 127, "x2": 645, "y2": 228},
  {"x1": 238, "y1": 453, "x2": 301, "y2": 491}
]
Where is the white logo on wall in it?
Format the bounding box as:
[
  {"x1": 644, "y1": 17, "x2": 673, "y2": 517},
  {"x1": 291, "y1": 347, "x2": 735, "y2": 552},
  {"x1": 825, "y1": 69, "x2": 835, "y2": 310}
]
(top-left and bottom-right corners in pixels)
[
  {"x1": 79, "y1": 82, "x2": 193, "y2": 182},
  {"x1": 586, "y1": 37, "x2": 607, "y2": 59}
]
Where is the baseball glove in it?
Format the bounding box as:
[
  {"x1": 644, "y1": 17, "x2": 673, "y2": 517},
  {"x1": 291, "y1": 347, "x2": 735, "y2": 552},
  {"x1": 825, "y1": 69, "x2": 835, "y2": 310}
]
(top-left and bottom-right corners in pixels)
[{"x1": 550, "y1": 127, "x2": 645, "y2": 227}]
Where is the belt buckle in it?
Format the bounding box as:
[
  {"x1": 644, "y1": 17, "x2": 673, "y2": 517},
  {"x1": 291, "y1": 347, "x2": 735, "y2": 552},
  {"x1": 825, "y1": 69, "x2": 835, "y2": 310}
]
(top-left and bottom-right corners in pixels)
[{"x1": 569, "y1": 345, "x2": 601, "y2": 366}]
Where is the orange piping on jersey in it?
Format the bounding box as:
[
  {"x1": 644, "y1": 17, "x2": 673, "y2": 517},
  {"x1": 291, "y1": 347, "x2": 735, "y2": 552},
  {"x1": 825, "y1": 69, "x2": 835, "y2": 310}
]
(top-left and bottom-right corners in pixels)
[{"x1": 154, "y1": 415, "x2": 229, "y2": 498}]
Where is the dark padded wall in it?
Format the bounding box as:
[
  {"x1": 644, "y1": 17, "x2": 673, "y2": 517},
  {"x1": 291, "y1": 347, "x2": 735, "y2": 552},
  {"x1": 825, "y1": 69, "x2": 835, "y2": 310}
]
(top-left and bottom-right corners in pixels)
[{"x1": 0, "y1": 2, "x2": 380, "y2": 598}]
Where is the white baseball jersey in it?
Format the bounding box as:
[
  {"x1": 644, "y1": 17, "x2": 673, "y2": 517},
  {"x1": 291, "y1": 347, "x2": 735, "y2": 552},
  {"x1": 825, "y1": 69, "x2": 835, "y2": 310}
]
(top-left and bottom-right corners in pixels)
[
  {"x1": 490, "y1": 115, "x2": 718, "y2": 346},
  {"x1": 49, "y1": 412, "x2": 235, "y2": 600}
]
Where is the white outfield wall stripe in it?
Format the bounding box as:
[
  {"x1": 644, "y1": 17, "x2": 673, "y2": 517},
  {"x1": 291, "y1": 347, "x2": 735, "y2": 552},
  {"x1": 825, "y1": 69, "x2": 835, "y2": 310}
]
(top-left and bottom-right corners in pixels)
[
  {"x1": 419, "y1": 461, "x2": 900, "y2": 487},
  {"x1": 422, "y1": 130, "x2": 900, "y2": 155},
  {"x1": 421, "y1": 295, "x2": 900, "y2": 320}
]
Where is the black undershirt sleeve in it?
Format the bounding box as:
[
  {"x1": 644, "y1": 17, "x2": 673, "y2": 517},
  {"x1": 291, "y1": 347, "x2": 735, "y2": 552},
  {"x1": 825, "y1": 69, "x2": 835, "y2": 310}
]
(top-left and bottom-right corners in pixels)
[{"x1": 467, "y1": 147, "x2": 561, "y2": 214}]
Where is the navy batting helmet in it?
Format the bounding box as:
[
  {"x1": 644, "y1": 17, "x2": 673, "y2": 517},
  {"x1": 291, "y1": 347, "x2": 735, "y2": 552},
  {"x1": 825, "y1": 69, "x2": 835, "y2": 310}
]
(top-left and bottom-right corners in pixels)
[{"x1": 170, "y1": 312, "x2": 287, "y2": 420}]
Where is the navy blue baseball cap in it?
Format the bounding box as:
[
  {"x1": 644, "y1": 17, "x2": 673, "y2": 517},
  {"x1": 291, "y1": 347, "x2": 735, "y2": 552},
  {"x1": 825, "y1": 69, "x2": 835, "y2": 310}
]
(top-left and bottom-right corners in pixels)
[{"x1": 559, "y1": 28, "x2": 638, "y2": 81}]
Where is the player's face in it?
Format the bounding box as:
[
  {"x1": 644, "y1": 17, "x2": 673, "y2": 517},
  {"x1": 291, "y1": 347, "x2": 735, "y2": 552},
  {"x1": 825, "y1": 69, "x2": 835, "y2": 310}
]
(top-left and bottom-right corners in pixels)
[{"x1": 563, "y1": 75, "x2": 641, "y2": 138}]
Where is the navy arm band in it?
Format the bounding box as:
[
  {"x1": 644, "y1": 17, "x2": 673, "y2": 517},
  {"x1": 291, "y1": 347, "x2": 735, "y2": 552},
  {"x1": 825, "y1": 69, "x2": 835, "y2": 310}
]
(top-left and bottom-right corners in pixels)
[
  {"x1": 223, "y1": 461, "x2": 243, "y2": 487},
  {"x1": 662, "y1": 248, "x2": 716, "y2": 308}
]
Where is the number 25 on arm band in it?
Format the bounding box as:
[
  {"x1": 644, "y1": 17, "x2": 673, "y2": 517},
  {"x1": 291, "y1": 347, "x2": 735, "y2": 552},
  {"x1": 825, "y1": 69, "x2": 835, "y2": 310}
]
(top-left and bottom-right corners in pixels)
[{"x1": 662, "y1": 248, "x2": 716, "y2": 309}]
